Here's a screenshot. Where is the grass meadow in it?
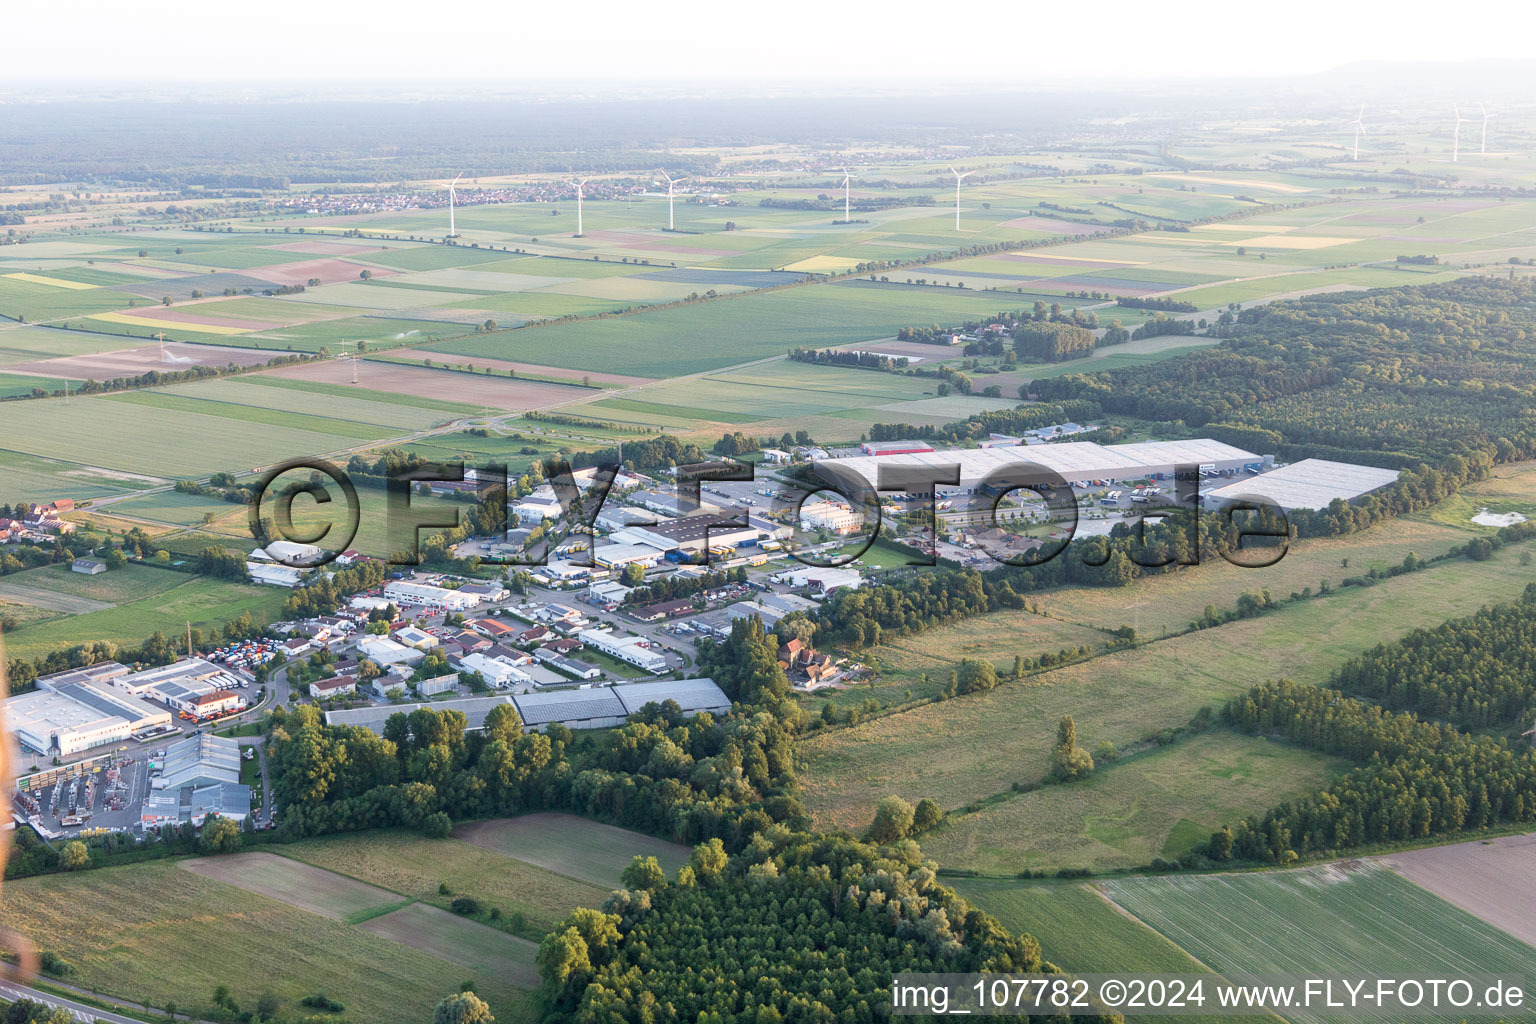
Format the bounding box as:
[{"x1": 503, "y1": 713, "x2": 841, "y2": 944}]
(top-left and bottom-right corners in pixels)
[
  {"x1": 0, "y1": 859, "x2": 535, "y2": 1023},
  {"x1": 277, "y1": 829, "x2": 612, "y2": 934},
  {"x1": 797, "y1": 537, "x2": 1536, "y2": 832},
  {"x1": 920, "y1": 731, "x2": 1345, "y2": 874}
]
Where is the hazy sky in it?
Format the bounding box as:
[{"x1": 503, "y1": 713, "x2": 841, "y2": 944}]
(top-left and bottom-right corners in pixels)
[{"x1": 7, "y1": 0, "x2": 1530, "y2": 83}]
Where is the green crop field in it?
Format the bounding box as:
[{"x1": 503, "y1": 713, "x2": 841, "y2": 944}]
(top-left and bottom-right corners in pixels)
[
  {"x1": 276, "y1": 828, "x2": 611, "y2": 934},
  {"x1": 921, "y1": 731, "x2": 1344, "y2": 874},
  {"x1": 0, "y1": 562, "x2": 186, "y2": 605},
  {"x1": 0, "y1": 324, "x2": 149, "y2": 366},
  {"x1": 453, "y1": 812, "x2": 691, "y2": 887},
  {"x1": 797, "y1": 539, "x2": 1536, "y2": 832},
  {"x1": 952, "y1": 880, "x2": 1228, "y2": 1024},
  {"x1": 432, "y1": 280, "x2": 1026, "y2": 377},
  {"x1": 0, "y1": 859, "x2": 535, "y2": 1023},
  {"x1": 180, "y1": 852, "x2": 405, "y2": 921},
  {"x1": 0, "y1": 573, "x2": 291, "y2": 659},
  {"x1": 1103, "y1": 864, "x2": 1536, "y2": 1024}
]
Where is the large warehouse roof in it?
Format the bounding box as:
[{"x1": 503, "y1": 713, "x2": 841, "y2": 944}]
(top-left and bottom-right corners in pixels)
[
  {"x1": 613, "y1": 678, "x2": 730, "y2": 715},
  {"x1": 10, "y1": 690, "x2": 126, "y2": 743},
  {"x1": 819, "y1": 439, "x2": 1259, "y2": 491},
  {"x1": 156, "y1": 733, "x2": 242, "y2": 790},
  {"x1": 513, "y1": 688, "x2": 628, "y2": 727},
  {"x1": 36, "y1": 662, "x2": 130, "y2": 689},
  {"x1": 1204, "y1": 459, "x2": 1401, "y2": 511},
  {"x1": 324, "y1": 695, "x2": 516, "y2": 734}
]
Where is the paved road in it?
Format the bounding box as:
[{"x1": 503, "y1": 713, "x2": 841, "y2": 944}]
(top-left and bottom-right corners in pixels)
[{"x1": 0, "y1": 979, "x2": 169, "y2": 1023}]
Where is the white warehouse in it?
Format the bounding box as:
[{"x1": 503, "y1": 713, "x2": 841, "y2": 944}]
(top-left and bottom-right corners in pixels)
[
  {"x1": 577, "y1": 628, "x2": 668, "y2": 673},
  {"x1": 382, "y1": 580, "x2": 482, "y2": 611},
  {"x1": 819, "y1": 439, "x2": 1261, "y2": 498}
]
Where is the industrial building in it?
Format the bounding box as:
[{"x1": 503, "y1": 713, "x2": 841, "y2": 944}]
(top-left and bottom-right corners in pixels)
[
  {"x1": 612, "y1": 678, "x2": 731, "y2": 717},
  {"x1": 357, "y1": 635, "x2": 427, "y2": 668},
  {"x1": 325, "y1": 680, "x2": 728, "y2": 735},
  {"x1": 578, "y1": 628, "x2": 668, "y2": 673},
  {"x1": 798, "y1": 501, "x2": 865, "y2": 534},
  {"x1": 153, "y1": 733, "x2": 242, "y2": 790},
  {"x1": 458, "y1": 652, "x2": 533, "y2": 689},
  {"x1": 611, "y1": 513, "x2": 764, "y2": 557},
  {"x1": 382, "y1": 580, "x2": 483, "y2": 611},
  {"x1": 324, "y1": 695, "x2": 519, "y2": 734},
  {"x1": 590, "y1": 543, "x2": 666, "y2": 570},
  {"x1": 141, "y1": 781, "x2": 250, "y2": 829},
  {"x1": 514, "y1": 688, "x2": 630, "y2": 732},
  {"x1": 9, "y1": 682, "x2": 173, "y2": 756},
  {"x1": 1204, "y1": 459, "x2": 1402, "y2": 512},
  {"x1": 114, "y1": 659, "x2": 246, "y2": 714},
  {"x1": 820, "y1": 439, "x2": 1262, "y2": 497}
]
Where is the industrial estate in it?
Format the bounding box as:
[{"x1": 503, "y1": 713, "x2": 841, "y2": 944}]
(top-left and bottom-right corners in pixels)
[{"x1": 1, "y1": 37, "x2": 1535, "y2": 1024}]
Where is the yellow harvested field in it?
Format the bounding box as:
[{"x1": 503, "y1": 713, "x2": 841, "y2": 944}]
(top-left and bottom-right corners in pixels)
[
  {"x1": 89, "y1": 312, "x2": 249, "y2": 335},
  {"x1": 1145, "y1": 173, "x2": 1310, "y2": 194},
  {"x1": 3, "y1": 272, "x2": 97, "y2": 290},
  {"x1": 782, "y1": 255, "x2": 865, "y2": 273},
  {"x1": 1219, "y1": 235, "x2": 1350, "y2": 250}
]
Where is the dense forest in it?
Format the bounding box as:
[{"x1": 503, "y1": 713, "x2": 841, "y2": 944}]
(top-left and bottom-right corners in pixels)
[
  {"x1": 1212, "y1": 679, "x2": 1536, "y2": 863},
  {"x1": 1035, "y1": 277, "x2": 1536, "y2": 468},
  {"x1": 267, "y1": 622, "x2": 804, "y2": 847},
  {"x1": 536, "y1": 833, "x2": 1119, "y2": 1024},
  {"x1": 1334, "y1": 583, "x2": 1536, "y2": 730}
]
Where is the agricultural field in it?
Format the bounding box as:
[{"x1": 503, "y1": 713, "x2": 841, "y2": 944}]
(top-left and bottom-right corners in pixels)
[
  {"x1": 1382, "y1": 834, "x2": 1536, "y2": 948},
  {"x1": 1034, "y1": 512, "x2": 1481, "y2": 636},
  {"x1": 0, "y1": 572, "x2": 291, "y2": 660},
  {"x1": 276, "y1": 828, "x2": 612, "y2": 934},
  {"x1": 452, "y1": 812, "x2": 691, "y2": 887},
  {"x1": 257, "y1": 356, "x2": 588, "y2": 413},
  {"x1": 0, "y1": 859, "x2": 535, "y2": 1023},
  {"x1": 921, "y1": 731, "x2": 1345, "y2": 874},
  {"x1": 180, "y1": 852, "x2": 406, "y2": 922},
  {"x1": 0, "y1": 562, "x2": 186, "y2": 612},
  {"x1": 952, "y1": 880, "x2": 1228, "y2": 1024},
  {"x1": 1103, "y1": 863, "x2": 1536, "y2": 1024},
  {"x1": 431, "y1": 281, "x2": 1041, "y2": 378},
  {"x1": 797, "y1": 538, "x2": 1536, "y2": 831}
]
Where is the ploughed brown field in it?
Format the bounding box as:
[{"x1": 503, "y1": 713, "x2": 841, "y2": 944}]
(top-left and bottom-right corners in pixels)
[{"x1": 1381, "y1": 833, "x2": 1536, "y2": 948}]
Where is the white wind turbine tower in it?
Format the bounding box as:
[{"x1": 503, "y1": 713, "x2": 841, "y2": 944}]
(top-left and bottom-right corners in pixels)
[
  {"x1": 948, "y1": 165, "x2": 974, "y2": 231},
  {"x1": 658, "y1": 171, "x2": 687, "y2": 230},
  {"x1": 1349, "y1": 105, "x2": 1366, "y2": 161},
  {"x1": 574, "y1": 178, "x2": 590, "y2": 237},
  {"x1": 1452, "y1": 108, "x2": 1468, "y2": 163},
  {"x1": 1480, "y1": 103, "x2": 1494, "y2": 155},
  {"x1": 840, "y1": 167, "x2": 854, "y2": 223},
  {"x1": 447, "y1": 172, "x2": 463, "y2": 238}
]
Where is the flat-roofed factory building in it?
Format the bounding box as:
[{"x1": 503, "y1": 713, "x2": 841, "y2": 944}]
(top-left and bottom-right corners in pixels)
[{"x1": 1204, "y1": 458, "x2": 1401, "y2": 512}]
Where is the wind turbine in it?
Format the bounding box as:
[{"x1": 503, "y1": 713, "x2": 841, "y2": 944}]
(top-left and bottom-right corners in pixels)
[
  {"x1": 574, "y1": 178, "x2": 590, "y2": 237},
  {"x1": 1452, "y1": 108, "x2": 1468, "y2": 163},
  {"x1": 948, "y1": 165, "x2": 973, "y2": 231},
  {"x1": 837, "y1": 167, "x2": 860, "y2": 223},
  {"x1": 658, "y1": 171, "x2": 687, "y2": 230},
  {"x1": 447, "y1": 172, "x2": 462, "y2": 238},
  {"x1": 1349, "y1": 105, "x2": 1366, "y2": 161},
  {"x1": 1479, "y1": 103, "x2": 1494, "y2": 155}
]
